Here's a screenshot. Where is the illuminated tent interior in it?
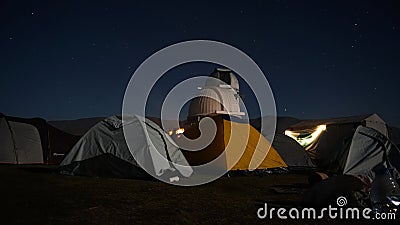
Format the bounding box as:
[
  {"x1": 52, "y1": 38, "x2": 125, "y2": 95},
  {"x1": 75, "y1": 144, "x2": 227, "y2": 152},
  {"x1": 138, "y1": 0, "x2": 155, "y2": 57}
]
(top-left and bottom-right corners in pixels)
[{"x1": 284, "y1": 114, "x2": 388, "y2": 173}]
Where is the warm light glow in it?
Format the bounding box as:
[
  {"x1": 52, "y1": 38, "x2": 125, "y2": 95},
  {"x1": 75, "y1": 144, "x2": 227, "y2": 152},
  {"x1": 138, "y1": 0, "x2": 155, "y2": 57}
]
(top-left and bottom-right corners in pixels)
[
  {"x1": 285, "y1": 125, "x2": 327, "y2": 149},
  {"x1": 168, "y1": 130, "x2": 173, "y2": 136},
  {"x1": 175, "y1": 128, "x2": 185, "y2": 135}
]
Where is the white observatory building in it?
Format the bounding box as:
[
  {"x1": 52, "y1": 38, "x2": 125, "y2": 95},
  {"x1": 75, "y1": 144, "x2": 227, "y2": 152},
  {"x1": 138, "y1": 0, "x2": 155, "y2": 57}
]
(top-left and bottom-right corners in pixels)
[{"x1": 187, "y1": 68, "x2": 245, "y2": 123}]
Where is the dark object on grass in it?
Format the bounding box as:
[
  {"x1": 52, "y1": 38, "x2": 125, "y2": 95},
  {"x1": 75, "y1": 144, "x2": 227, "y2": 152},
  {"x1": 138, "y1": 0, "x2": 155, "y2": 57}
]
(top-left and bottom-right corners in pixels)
[
  {"x1": 308, "y1": 172, "x2": 330, "y2": 186},
  {"x1": 302, "y1": 174, "x2": 366, "y2": 208}
]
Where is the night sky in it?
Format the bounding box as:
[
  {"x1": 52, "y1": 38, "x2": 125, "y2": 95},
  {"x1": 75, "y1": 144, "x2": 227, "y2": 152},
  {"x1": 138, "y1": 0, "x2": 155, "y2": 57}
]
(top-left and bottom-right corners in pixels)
[{"x1": 1, "y1": 0, "x2": 399, "y2": 126}]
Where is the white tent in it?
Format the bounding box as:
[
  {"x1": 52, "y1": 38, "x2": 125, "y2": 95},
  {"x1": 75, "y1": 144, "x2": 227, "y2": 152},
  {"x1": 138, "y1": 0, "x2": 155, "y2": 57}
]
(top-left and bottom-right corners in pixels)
[
  {"x1": 60, "y1": 115, "x2": 193, "y2": 179},
  {"x1": 0, "y1": 116, "x2": 44, "y2": 164}
]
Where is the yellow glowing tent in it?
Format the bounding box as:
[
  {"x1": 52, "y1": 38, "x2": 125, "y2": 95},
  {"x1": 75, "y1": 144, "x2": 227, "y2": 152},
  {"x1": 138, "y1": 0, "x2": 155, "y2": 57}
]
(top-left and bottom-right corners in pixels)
[{"x1": 181, "y1": 116, "x2": 287, "y2": 171}]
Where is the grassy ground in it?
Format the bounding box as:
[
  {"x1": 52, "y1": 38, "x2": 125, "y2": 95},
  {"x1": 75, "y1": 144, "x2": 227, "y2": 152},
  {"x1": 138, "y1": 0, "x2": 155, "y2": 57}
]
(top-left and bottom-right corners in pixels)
[{"x1": 0, "y1": 165, "x2": 383, "y2": 225}]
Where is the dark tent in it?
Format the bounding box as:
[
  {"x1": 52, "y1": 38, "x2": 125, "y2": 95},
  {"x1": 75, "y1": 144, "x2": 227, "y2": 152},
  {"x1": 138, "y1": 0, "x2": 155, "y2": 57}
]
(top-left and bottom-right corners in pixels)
[{"x1": 271, "y1": 133, "x2": 315, "y2": 168}]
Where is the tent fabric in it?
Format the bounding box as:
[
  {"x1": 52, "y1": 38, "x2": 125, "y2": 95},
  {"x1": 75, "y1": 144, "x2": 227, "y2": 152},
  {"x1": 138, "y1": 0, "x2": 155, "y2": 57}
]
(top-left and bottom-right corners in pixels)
[
  {"x1": 253, "y1": 117, "x2": 315, "y2": 168},
  {"x1": 309, "y1": 123, "x2": 356, "y2": 172},
  {"x1": 343, "y1": 126, "x2": 400, "y2": 180},
  {"x1": 59, "y1": 115, "x2": 193, "y2": 178},
  {"x1": 7, "y1": 121, "x2": 44, "y2": 164},
  {"x1": 47, "y1": 124, "x2": 81, "y2": 164},
  {"x1": 61, "y1": 153, "x2": 150, "y2": 179},
  {"x1": 285, "y1": 114, "x2": 389, "y2": 173},
  {"x1": 181, "y1": 116, "x2": 287, "y2": 171},
  {"x1": 288, "y1": 114, "x2": 387, "y2": 135},
  {"x1": 0, "y1": 117, "x2": 43, "y2": 164},
  {"x1": 0, "y1": 114, "x2": 80, "y2": 164},
  {"x1": 271, "y1": 134, "x2": 315, "y2": 168},
  {"x1": 0, "y1": 117, "x2": 16, "y2": 163}
]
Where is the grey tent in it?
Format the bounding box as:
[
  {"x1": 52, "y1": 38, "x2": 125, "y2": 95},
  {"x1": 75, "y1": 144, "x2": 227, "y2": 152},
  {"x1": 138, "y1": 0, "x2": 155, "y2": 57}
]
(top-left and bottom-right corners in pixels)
[
  {"x1": 344, "y1": 125, "x2": 400, "y2": 180},
  {"x1": 0, "y1": 113, "x2": 79, "y2": 164},
  {"x1": 271, "y1": 133, "x2": 315, "y2": 168},
  {"x1": 285, "y1": 114, "x2": 388, "y2": 173},
  {"x1": 59, "y1": 115, "x2": 193, "y2": 179},
  {"x1": 0, "y1": 116, "x2": 44, "y2": 164}
]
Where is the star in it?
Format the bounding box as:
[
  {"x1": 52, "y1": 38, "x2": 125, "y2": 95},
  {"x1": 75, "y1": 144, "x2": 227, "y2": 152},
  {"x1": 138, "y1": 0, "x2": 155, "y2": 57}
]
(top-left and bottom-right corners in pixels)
[
  {"x1": 284, "y1": 108, "x2": 287, "y2": 112},
  {"x1": 9, "y1": 36, "x2": 13, "y2": 40},
  {"x1": 91, "y1": 43, "x2": 96, "y2": 47}
]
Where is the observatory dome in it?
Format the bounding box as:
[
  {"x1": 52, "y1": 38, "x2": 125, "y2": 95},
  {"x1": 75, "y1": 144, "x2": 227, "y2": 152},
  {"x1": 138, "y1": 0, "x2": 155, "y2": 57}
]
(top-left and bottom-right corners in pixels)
[{"x1": 187, "y1": 68, "x2": 244, "y2": 122}]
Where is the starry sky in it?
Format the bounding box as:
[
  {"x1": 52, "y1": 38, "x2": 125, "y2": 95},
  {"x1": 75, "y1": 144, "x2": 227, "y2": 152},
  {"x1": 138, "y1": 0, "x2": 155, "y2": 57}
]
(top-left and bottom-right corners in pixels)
[{"x1": 1, "y1": 0, "x2": 400, "y2": 126}]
